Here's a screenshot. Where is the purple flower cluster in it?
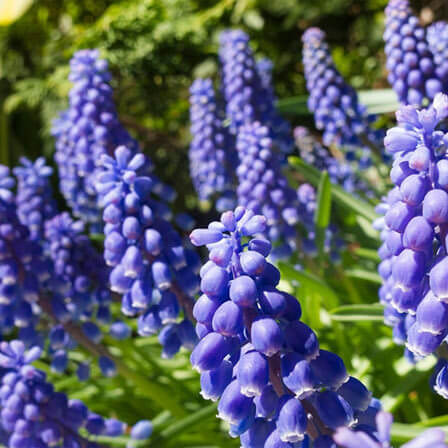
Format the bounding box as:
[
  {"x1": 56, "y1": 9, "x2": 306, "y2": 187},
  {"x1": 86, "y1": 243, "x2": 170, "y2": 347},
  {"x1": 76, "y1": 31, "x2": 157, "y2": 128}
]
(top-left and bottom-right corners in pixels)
[
  {"x1": 97, "y1": 146, "x2": 199, "y2": 357},
  {"x1": 0, "y1": 165, "x2": 48, "y2": 339},
  {"x1": 236, "y1": 122, "x2": 299, "y2": 259},
  {"x1": 335, "y1": 410, "x2": 447, "y2": 448},
  {"x1": 189, "y1": 208, "x2": 377, "y2": 446},
  {"x1": 219, "y1": 30, "x2": 293, "y2": 155},
  {"x1": 384, "y1": 0, "x2": 444, "y2": 106},
  {"x1": 188, "y1": 78, "x2": 236, "y2": 211},
  {"x1": 52, "y1": 49, "x2": 139, "y2": 231},
  {"x1": 13, "y1": 158, "x2": 57, "y2": 242},
  {"x1": 377, "y1": 93, "x2": 448, "y2": 397},
  {"x1": 427, "y1": 21, "x2": 448, "y2": 84},
  {"x1": 0, "y1": 340, "x2": 150, "y2": 448},
  {"x1": 302, "y1": 27, "x2": 382, "y2": 164},
  {"x1": 43, "y1": 212, "x2": 118, "y2": 375}
]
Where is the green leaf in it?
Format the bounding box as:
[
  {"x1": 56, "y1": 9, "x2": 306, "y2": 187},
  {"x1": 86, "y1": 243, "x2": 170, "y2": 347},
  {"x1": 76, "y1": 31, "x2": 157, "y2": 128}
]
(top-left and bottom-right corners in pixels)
[
  {"x1": 381, "y1": 357, "x2": 437, "y2": 412},
  {"x1": 289, "y1": 157, "x2": 379, "y2": 223},
  {"x1": 277, "y1": 89, "x2": 399, "y2": 116},
  {"x1": 278, "y1": 263, "x2": 339, "y2": 309},
  {"x1": 354, "y1": 247, "x2": 381, "y2": 262},
  {"x1": 391, "y1": 423, "x2": 448, "y2": 443},
  {"x1": 329, "y1": 304, "x2": 384, "y2": 322},
  {"x1": 314, "y1": 171, "x2": 331, "y2": 228},
  {"x1": 345, "y1": 269, "x2": 382, "y2": 284},
  {"x1": 314, "y1": 171, "x2": 331, "y2": 255},
  {"x1": 157, "y1": 403, "x2": 218, "y2": 440}
]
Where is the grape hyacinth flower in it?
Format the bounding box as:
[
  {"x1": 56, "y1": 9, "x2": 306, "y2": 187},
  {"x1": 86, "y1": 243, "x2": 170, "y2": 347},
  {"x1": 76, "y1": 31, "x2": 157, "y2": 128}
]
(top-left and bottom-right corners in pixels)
[
  {"x1": 190, "y1": 207, "x2": 376, "y2": 445},
  {"x1": 377, "y1": 93, "x2": 448, "y2": 397},
  {"x1": 52, "y1": 49, "x2": 139, "y2": 231},
  {"x1": 0, "y1": 340, "x2": 151, "y2": 448},
  {"x1": 0, "y1": 165, "x2": 48, "y2": 339},
  {"x1": 235, "y1": 121, "x2": 299, "y2": 259},
  {"x1": 255, "y1": 57, "x2": 294, "y2": 156},
  {"x1": 302, "y1": 27, "x2": 383, "y2": 162},
  {"x1": 188, "y1": 78, "x2": 236, "y2": 211},
  {"x1": 42, "y1": 212, "x2": 119, "y2": 374},
  {"x1": 219, "y1": 29, "x2": 293, "y2": 155},
  {"x1": 427, "y1": 21, "x2": 448, "y2": 84},
  {"x1": 97, "y1": 146, "x2": 199, "y2": 357},
  {"x1": 335, "y1": 410, "x2": 447, "y2": 448},
  {"x1": 384, "y1": 0, "x2": 445, "y2": 106},
  {"x1": 13, "y1": 157, "x2": 58, "y2": 241}
]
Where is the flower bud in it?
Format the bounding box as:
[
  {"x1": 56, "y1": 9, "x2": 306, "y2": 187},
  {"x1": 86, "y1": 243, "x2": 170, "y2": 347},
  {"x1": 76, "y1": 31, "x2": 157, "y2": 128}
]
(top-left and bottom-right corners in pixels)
[
  {"x1": 240, "y1": 250, "x2": 266, "y2": 276},
  {"x1": 391, "y1": 249, "x2": 425, "y2": 288},
  {"x1": 406, "y1": 323, "x2": 445, "y2": 357},
  {"x1": 416, "y1": 292, "x2": 448, "y2": 334},
  {"x1": 337, "y1": 376, "x2": 372, "y2": 412},
  {"x1": 259, "y1": 288, "x2": 287, "y2": 317},
  {"x1": 276, "y1": 396, "x2": 307, "y2": 443},
  {"x1": 237, "y1": 351, "x2": 269, "y2": 397},
  {"x1": 429, "y1": 256, "x2": 448, "y2": 301},
  {"x1": 254, "y1": 385, "x2": 278, "y2": 419},
  {"x1": 281, "y1": 353, "x2": 316, "y2": 398},
  {"x1": 212, "y1": 301, "x2": 244, "y2": 337},
  {"x1": 312, "y1": 391, "x2": 354, "y2": 430},
  {"x1": 190, "y1": 229, "x2": 223, "y2": 246},
  {"x1": 311, "y1": 350, "x2": 348, "y2": 389},
  {"x1": 190, "y1": 332, "x2": 231, "y2": 372},
  {"x1": 403, "y1": 216, "x2": 433, "y2": 252},
  {"x1": 284, "y1": 321, "x2": 319, "y2": 359},
  {"x1": 200, "y1": 266, "x2": 229, "y2": 298},
  {"x1": 229, "y1": 276, "x2": 258, "y2": 307},
  {"x1": 200, "y1": 360, "x2": 233, "y2": 401},
  {"x1": 400, "y1": 173, "x2": 430, "y2": 205},
  {"x1": 251, "y1": 317, "x2": 283, "y2": 357},
  {"x1": 423, "y1": 189, "x2": 448, "y2": 224},
  {"x1": 217, "y1": 380, "x2": 255, "y2": 425}
]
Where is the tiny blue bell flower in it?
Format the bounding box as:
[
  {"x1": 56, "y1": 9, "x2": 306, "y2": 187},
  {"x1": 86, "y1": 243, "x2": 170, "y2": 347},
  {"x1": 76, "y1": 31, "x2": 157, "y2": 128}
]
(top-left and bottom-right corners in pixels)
[
  {"x1": 276, "y1": 397, "x2": 307, "y2": 443},
  {"x1": 237, "y1": 351, "x2": 269, "y2": 397},
  {"x1": 251, "y1": 317, "x2": 283, "y2": 357}
]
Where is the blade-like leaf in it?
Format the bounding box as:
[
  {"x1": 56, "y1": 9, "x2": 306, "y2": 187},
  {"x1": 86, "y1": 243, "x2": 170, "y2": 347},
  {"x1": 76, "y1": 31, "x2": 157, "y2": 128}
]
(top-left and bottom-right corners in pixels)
[
  {"x1": 329, "y1": 304, "x2": 384, "y2": 322},
  {"x1": 289, "y1": 157, "x2": 379, "y2": 223},
  {"x1": 346, "y1": 269, "x2": 382, "y2": 284},
  {"x1": 314, "y1": 171, "x2": 331, "y2": 228},
  {"x1": 391, "y1": 423, "x2": 448, "y2": 443},
  {"x1": 277, "y1": 89, "x2": 399, "y2": 116}
]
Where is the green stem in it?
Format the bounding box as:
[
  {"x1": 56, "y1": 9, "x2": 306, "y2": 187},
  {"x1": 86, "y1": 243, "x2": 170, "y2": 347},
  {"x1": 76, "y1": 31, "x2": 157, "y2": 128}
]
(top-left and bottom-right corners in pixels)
[{"x1": 38, "y1": 296, "x2": 186, "y2": 417}]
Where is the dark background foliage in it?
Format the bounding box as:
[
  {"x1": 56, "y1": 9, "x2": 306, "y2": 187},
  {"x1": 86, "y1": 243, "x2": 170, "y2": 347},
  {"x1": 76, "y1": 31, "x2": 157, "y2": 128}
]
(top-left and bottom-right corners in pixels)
[{"x1": 5, "y1": 0, "x2": 447, "y2": 210}]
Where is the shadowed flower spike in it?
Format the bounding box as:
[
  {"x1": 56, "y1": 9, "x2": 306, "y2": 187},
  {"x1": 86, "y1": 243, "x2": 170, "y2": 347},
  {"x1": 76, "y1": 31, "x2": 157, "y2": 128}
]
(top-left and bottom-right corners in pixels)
[
  {"x1": 53, "y1": 49, "x2": 175, "y2": 232},
  {"x1": 97, "y1": 146, "x2": 199, "y2": 357},
  {"x1": 334, "y1": 411, "x2": 447, "y2": 448},
  {"x1": 235, "y1": 121, "x2": 299, "y2": 259},
  {"x1": 302, "y1": 27, "x2": 383, "y2": 164},
  {"x1": 190, "y1": 207, "x2": 374, "y2": 445},
  {"x1": 188, "y1": 78, "x2": 236, "y2": 211},
  {"x1": 378, "y1": 92, "x2": 448, "y2": 397},
  {"x1": 0, "y1": 340, "x2": 135, "y2": 447},
  {"x1": 52, "y1": 49, "x2": 139, "y2": 231},
  {"x1": 219, "y1": 30, "x2": 293, "y2": 156},
  {"x1": 13, "y1": 157, "x2": 58, "y2": 241},
  {"x1": 427, "y1": 21, "x2": 448, "y2": 84},
  {"x1": 384, "y1": 0, "x2": 445, "y2": 105}
]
